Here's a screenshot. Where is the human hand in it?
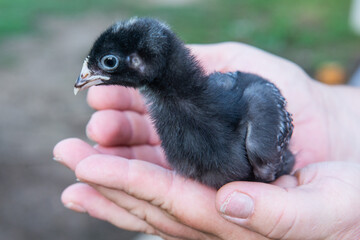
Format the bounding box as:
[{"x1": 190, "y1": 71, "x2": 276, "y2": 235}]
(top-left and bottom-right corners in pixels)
[
  {"x1": 55, "y1": 138, "x2": 267, "y2": 239},
  {"x1": 216, "y1": 161, "x2": 360, "y2": 240},
  {"x1": 54, "y1": 42, "x2": 360, "y2": 239},
  {"x1": 54, "y1": 140, "x2": 360, "y2": 240}
]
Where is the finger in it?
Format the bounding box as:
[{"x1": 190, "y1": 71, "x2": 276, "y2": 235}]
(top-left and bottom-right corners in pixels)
[
  {"x1": 87, "y1": 85, "x2": 146, "y2": 113},
  {"x1": 271, "y1": 175, "x2": 298, "y2": 188},
  {"x1": 95, "y1": 144, "x2": 170, "y2": 169},
  {"x1": 86, "y1": 110, "x2": 160, "y2": 146},
  {"x1": 93, "y1": 185, "x2": 203, "y2": 240},
  {"x1": 62, "y1": 184, "x2": 191, "y2": 240},
  {"x1": 75, "y1": 154, "x2": 179, "y2": 205},
  {"x1": 216, "y1": 180, "x2": 338, "y2": 239},
  {"x1": 53, "y1": 138, "x2": 99, "y2": 170},
  {"x1": 75, "y1": 155, "x2": 266, "y2": 239},
  {"x1": 295, "y1": 162, "x2": 360, "y2": 185},
  {"x1": 61, "y1": 183, "x2": 153, "y2": 233}
]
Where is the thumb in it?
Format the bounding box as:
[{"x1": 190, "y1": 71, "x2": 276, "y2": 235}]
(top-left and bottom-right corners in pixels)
[{"x1": 216, "y1": 175, "x2": 336, "y2": 240}]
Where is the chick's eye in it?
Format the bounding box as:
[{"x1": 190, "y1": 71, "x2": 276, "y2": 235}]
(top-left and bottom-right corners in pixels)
[{"x1": 100, "y1": 55, "x2": 119, "y2": 71}]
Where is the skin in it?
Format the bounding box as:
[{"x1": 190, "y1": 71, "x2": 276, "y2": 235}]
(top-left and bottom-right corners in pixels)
[{"x1": 54, "y1": 42, "x2": 360, "y2": 239}]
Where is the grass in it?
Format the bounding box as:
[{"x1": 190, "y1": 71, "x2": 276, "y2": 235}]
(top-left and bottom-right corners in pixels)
[{"x1": 0, "y1": 0, "x2": 359, "y2": 73}]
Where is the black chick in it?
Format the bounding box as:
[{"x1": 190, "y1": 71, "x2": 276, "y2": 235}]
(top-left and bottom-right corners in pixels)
[{"x1": 74, "y1": 17, "x2": 294, "y2": 189}]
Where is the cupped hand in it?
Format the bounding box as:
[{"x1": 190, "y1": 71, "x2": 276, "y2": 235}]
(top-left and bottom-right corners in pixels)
[
  {"x1": 54, "y1": 139, "x2": 360, "y2": 240},
  {"x1": 216, "y1": 161, "x2": 360, "y2": 239},
  {"x1": 54, "y1": 42, "x2": 360, "y2": 239},
  {"x1": 54, "y1": 138, "x2": 266, "y2": 240}
]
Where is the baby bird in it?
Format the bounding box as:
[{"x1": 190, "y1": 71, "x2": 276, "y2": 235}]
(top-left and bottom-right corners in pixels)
[{"x1": 74, "y1": 17, "x2": 294, "y2": 189}]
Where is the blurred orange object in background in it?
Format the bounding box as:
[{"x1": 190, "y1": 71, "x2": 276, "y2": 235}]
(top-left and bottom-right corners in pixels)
[{"x1": 315, "y1": 62, "x2": 347, "y2": 85}]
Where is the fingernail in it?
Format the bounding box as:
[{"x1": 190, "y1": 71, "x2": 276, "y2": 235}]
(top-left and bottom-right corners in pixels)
[
  {"x1": 53, "y1": 156, "x2": 62, "y2": 162},
  {"x1": 53, "y1": 156, "x2": 71, "y2": 169},
  {"x1": 220, "y1": 191, "x2": 254, "y2": 219},
  {"x1": 64, "y1": 202, "x2": 86, "y2": 213}
]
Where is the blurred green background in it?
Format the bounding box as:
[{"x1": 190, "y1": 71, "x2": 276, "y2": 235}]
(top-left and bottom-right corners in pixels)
[
  {"x1": 1, "y1": 0, "x2": 359, "y2": 73},
  {"x1": 0, "y1": 1, "x2": 359, "y2": 240}
]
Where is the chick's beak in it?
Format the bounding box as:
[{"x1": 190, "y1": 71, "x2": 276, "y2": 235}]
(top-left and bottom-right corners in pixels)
[{"x1": 74, "y1": 57, "x2": 110, "y2": 95}]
